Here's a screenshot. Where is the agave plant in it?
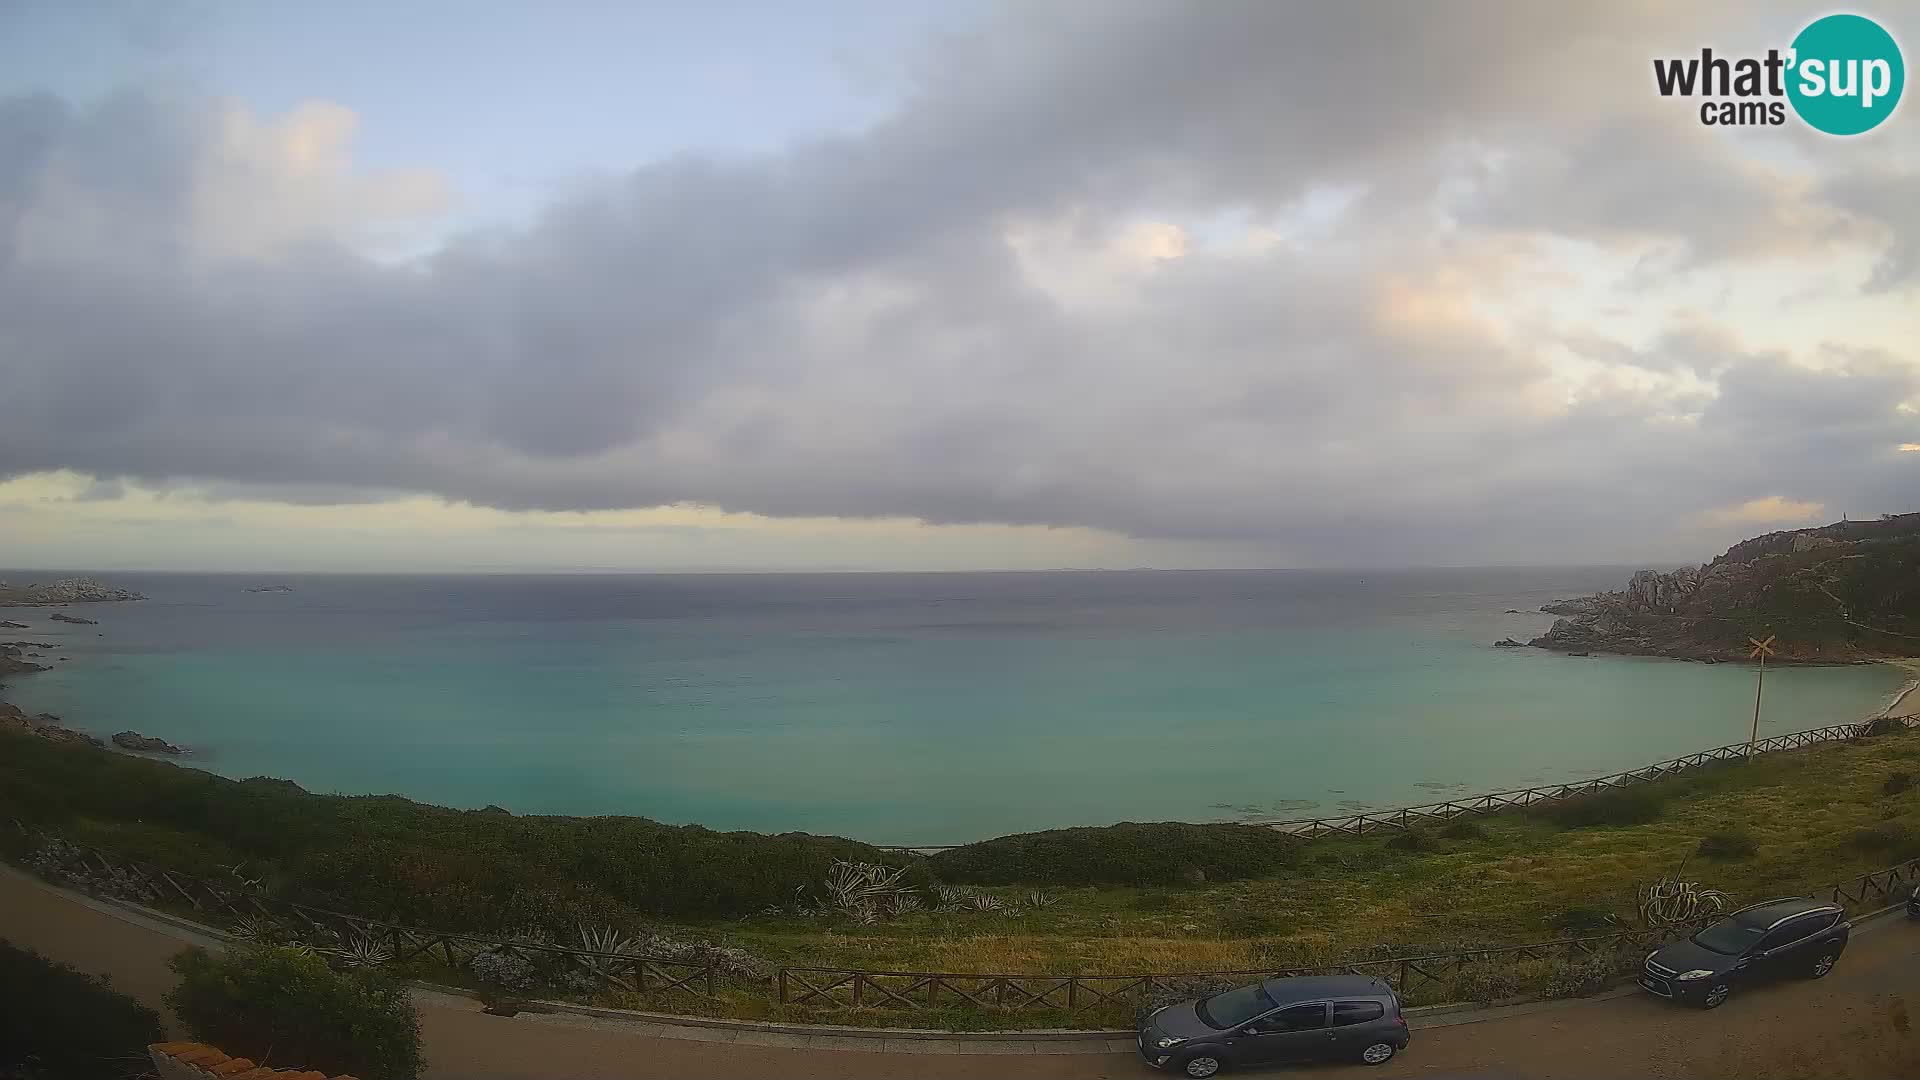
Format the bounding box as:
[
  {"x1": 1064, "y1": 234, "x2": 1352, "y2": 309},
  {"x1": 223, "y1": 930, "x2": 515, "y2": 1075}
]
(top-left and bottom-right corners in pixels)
[
  {"x1": 819, "y1": 860, "x2": 919, "y2": 922},
  {"x1": 574, "y1": 923, "x2": 640, "y2": 979},
  {"x1": 965, "y1": 893, "x2": 1006, "y2": 913},
  {"x1": 822, "y1": 860, "x2": 914, "y2": 907},
  {"x1": 1024, "y1": 891, "x2": 1060, "y2": 910},
  {"x1": 1636, "y1": 878, "x2": 1730, "y2": 928},
  {"x1": 932, "y1": 884, "x2": 969, "y2": 913},
  {"x1": 228, "y1": 915, "x2": 285, "y2": 944},
  {"x1": 329, "y1": 930, "x2": 395, "y2": 969},
  {"x1": 884, "y1": 893, "x2": 924, "y2": 918},
  {"x1": 578, "y1": 923, "x2": 639, "y2": 956}
]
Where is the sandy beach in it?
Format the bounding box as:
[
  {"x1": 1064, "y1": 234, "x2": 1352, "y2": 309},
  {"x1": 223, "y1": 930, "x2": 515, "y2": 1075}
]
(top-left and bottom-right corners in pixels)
[{"x1": 1881, "y1": 658, "x2": 1920, "y2": 718}]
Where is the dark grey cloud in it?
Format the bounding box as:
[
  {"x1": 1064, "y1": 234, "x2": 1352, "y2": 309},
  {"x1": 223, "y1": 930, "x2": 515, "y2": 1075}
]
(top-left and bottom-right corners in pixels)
[{"x1": 0, "y1": 1, "x2": 1915, "y2": 566}]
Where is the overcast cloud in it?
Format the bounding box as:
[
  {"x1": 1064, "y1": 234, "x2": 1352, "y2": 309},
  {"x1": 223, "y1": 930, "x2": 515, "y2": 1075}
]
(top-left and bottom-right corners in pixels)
[{"x1": 0, "y1": 1, "x2": 1915, "y2": 568}]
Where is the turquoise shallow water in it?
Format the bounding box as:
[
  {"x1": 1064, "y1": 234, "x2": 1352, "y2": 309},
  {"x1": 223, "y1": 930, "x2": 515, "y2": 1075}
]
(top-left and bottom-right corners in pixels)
[{"x1": 0, "y1": 569, "x2": 1903, "y2": 845}]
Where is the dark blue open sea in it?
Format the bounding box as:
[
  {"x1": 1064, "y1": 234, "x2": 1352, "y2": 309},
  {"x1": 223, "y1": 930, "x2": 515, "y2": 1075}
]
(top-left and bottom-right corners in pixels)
[{"x1": 0, "y1": 569, "x2": 1902, "y2": 845}]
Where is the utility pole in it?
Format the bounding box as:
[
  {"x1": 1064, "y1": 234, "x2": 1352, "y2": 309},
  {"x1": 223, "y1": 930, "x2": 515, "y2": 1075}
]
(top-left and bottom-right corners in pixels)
[{"x1": 1747, "y1": 635, "x2": 1776, "y2": 758}]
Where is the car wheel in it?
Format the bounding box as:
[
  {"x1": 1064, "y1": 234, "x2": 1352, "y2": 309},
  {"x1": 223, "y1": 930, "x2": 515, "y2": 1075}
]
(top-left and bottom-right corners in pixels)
[
  {"x1": 1359, "y1": 1041, "x2": 1397, "y2": 1065},
  {"x1": 1177, "y1": 1053, "x2": 1225, "y2": 1078},
  {"x1": 1808, "y1": 950, "x2": 1839, "y2": 979},
  {"x1": 1700, "y1": 982, "x2": 1731, "y2": 1010}
]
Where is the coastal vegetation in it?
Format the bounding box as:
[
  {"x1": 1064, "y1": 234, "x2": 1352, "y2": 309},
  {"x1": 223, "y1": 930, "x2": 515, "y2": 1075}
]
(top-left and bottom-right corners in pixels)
[
  {"x1": 4, "y1": 720, "x2": 1919, "y2": 1032},
  {"x1": 0, "y1": 941, "x2": 163, "y2": 1080},
  {"x1": 0, "y1": 731, "x2": 921, "y2": 930},
  {"x1": 167, "y1": 945, "x2": 423, "y2": 1080}
]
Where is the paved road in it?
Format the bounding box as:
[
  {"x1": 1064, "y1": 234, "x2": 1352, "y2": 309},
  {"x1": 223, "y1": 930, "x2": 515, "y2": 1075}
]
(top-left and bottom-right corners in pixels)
[{"x1": 2, "y1": 868, "x2": 1914, "y2": 1079}]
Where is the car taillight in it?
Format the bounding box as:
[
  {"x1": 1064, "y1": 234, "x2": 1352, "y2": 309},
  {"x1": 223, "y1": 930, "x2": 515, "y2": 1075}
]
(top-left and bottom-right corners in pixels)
[{"x1": 1396, "y1": 1015, "x2": 1407, "y2": 1028}]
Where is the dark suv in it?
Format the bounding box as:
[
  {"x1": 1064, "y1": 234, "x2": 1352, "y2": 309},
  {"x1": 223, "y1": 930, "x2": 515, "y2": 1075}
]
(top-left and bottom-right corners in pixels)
[
  {"x1": 1640, "y1": 897, "x2": 1849, "y2": 1009},
  {"x1": 1137, "y1": 974, "x2": 1408, "y2": 1077}
]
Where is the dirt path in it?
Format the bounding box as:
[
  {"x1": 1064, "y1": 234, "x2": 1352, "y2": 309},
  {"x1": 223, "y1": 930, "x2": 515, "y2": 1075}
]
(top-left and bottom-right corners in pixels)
[{"x1": 2, "y1": 868, "x2": 1914, "y2": 1079}]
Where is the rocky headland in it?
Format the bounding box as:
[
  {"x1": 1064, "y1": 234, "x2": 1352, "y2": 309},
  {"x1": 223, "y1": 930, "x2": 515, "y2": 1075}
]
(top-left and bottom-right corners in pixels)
[
  {"x1": 0, "y1": 702, "x2": 104, "y2": 749},
  {"x1": 112, "y1": 730, "x2": 184, "y2": 754},
  {"x1": 0, "y1": 577, "x2": 144, "y2": 606},
  {"x1": 1530, "y1": 513, "x2": 1920, "y2": 662},
  {"x1": 0, "y1": 641, "x2": 51, "y2": 678}
]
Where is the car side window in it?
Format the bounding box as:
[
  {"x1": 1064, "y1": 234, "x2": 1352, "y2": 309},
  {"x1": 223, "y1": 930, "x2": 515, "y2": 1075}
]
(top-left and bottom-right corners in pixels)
[
  {"x1": 1760, "y1": 914, "x2": 1825, "y2": 950},
  {"x1": 1332, "y1": 1000, "x2": 1386, "y2": 1026},
  {"x1": 1250, "y1": 1002, "x2": 1329, "y2": 1033}
]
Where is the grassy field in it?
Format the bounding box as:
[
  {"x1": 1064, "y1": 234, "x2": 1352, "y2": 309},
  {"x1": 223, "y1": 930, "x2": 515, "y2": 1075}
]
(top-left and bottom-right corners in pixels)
[
  {"x1": 704, "y1": 728, "x2": 1920, "y2": 979},
  {"x1": 6, "y1": 723, "x2": 1919, "y2": 1028}
]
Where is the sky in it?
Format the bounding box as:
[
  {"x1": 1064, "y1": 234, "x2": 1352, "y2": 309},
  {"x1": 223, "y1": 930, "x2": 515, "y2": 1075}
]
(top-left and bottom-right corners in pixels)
[{"x1": 0, "y1": 1, "x2": 1916, "y2": 573}]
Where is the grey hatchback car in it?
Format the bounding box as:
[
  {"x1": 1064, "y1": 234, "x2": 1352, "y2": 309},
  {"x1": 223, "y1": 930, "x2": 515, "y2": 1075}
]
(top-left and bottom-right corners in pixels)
[{"x1": 1137, "y1": 974, "x2": 1408, "y2": 1077}]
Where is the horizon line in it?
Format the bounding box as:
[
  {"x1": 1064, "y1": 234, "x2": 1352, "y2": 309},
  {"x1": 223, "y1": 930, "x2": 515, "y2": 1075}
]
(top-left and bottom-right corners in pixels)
[{"x1": 1, "y1": 561, "x2": 1674, "y2": 578}]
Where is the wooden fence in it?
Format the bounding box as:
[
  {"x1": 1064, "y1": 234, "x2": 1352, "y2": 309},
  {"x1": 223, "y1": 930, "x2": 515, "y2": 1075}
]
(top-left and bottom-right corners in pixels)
[
  {"x1": 880, "y1": 720, "x2": 1890, "y2": 852},
  {"x1": 1826, "y1": 855, "x2": 1920, "y2": 911},
  {"x1": 774, "y1": 856, "x2": 1920, "y2": 1013},
  {"x1": 774, "y1": 929, "x2": 1674, "y2": 1012}
]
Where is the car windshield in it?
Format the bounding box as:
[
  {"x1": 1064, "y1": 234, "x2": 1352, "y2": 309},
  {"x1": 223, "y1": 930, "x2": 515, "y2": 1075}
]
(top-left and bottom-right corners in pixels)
[
  {"x1": 1692, "y1": 919, "x2": 1766, "y2": 955},
  {"x1": 1195, "y1": 984, "x2": 1277, "y2": 1029}
]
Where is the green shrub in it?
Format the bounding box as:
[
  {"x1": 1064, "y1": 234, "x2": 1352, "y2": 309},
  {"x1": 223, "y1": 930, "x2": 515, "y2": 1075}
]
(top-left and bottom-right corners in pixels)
[
  {"x1": 1383, "y1": 829, "x2": 1434, "y2": 853},
  {"x1": 1449, "y1": 961, "x2": 1523, "y2": 1005},
  {"x1": 1437, "y1": 817, "x2": 1488, "y2": 840},
  {"x1": 0, "y1": 732, "x2": 917, "y2": 922},
  {"x1": 1131, "y1": 889, "x2": 1178, "y2": 912},
  {"x1": 1885, "y1": 771, "x2": 1914, "y2": 796},
  {"x1": 1848, "y1": 820, "x2": 1917, "y2": 852},
  {"x1": 0, "y1": 940, "x2": 162, "y2": 1080},
  {"x1": 928, "y1": 822, "x2": 1300, "y2": 886},
  {"x1": 166, "y1": 945, "x2": 422, "y2": 1080},
  {"x1": 1542, "y1": 953, "x2": 1621, "y2": 999},
  {"x1": 1696, "y1": 829, "x2": 1758, "y2": 859},
  {"x1": 1547, "y1": 787, "x2": 1666, "y2": 829},
  {"x1": 1216, "y1": 907, "x2": 1282, "y2": 936}
]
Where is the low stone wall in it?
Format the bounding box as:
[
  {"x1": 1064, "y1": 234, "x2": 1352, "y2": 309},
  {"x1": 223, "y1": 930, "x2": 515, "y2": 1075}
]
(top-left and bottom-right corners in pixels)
[{"x1": 148, "y1": 1042, "x2": 358, "y2": 1080}]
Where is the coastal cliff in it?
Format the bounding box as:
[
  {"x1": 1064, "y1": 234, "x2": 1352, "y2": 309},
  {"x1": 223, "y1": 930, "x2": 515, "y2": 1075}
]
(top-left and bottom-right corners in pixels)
[{"x1": 1530, "y1": 513, "x2": 1920, "y2": 662}]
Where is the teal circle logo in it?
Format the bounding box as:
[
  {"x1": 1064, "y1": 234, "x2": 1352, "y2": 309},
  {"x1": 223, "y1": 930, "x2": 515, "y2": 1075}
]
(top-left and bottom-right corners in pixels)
[{"x1": 1787, "y1": 14, "x2": 1904, "y2": 135}]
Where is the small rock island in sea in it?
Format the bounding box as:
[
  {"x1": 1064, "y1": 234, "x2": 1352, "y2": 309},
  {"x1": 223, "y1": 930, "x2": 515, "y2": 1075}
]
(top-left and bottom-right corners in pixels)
[
  {"x1": 244, "y1": 585, "x2": 294, "y2": 593},
  {"x1": 0, "y1": 577, "x2": 145, "y2": 606},
  {"x1": 1529, "y1": 513, "x2": 1920, "y2": 662}
]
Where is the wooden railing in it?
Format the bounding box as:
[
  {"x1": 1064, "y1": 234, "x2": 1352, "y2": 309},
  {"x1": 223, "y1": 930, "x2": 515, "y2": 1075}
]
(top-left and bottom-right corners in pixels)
[
  {"x1": 1826, "y1": 856, "x2": 1920, "y2": 911},
  {"x1": 880, "y1": 721, "x2": 1893, "y2": 852},
  {"x1": 773, "y1": 857, "x2": 1920, "y2": 1014},
  {"x1": 772, "y1": 926, "x2": 1699, "y2": 1013}
]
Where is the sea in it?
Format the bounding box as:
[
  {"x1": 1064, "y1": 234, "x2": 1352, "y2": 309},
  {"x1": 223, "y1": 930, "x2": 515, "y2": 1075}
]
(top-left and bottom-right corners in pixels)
[{"x1": 0, "y1": 569, "x2": 1904, "y2": 846}]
